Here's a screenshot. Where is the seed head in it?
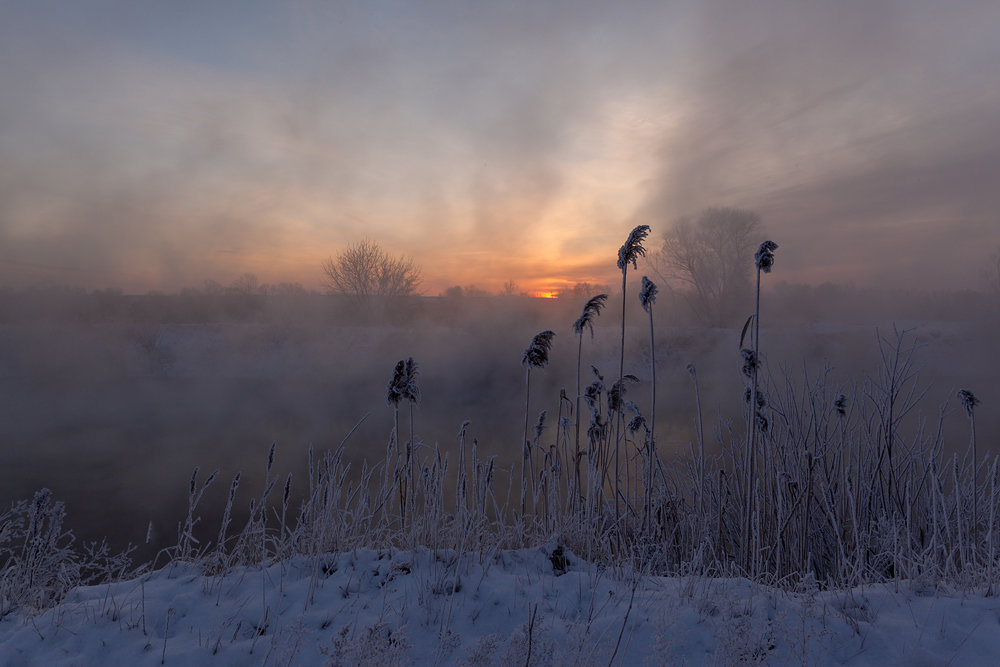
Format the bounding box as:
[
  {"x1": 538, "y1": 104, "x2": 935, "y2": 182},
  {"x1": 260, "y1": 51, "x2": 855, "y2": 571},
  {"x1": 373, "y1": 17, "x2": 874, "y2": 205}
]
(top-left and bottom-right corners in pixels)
[
  {"x1": 639, "y1": 276, "x2": 658, "y2": 313},
  {"x1": 743, "y1": 387, "x2": 767, "y2": 409},
  {"x1": 573, "y1": 294, "x2": 609, "y2": 337},
  {"x1": 402, "y1": 357, "x2": 420, "y2": 403},
  {"x1": 755, "y1": 411, "x2": 769, "y2": 433},
  {"x1": 740, "y1": 348, "x2": 758, "y2": 378},
  {"x1": 834, "y1": 394, "x2": 847, "y2": 417},
  {"x1": 386, "y1": 360, "x2": 405, "y2": 406},
  {"x1": 387, "y1": 357, "x2": 420, "y2": 406},
  {"x1": 608, "y1": 374, "x2": 639, "y2": 413},
  {"x1": 755, "y1": 240, "x2": 778, "y2": 273},
  {"x1": 625, "y1": 401, "x2": 648, "y2": 434},
  {"x1": 957, "y1": 389, "x2": 980, "y2": 418},
  {"x1": 534, "y1": 410, "x2": 547, "y2": 440},
  {"x1": 228, "y1": 472, "x2": 241, "y2": 501},
  {"x1": 628, "y1": 414, "x2": 647, "y2": 434},
  {"x1": 587, "y1": 413, "x2": 607, "y2": 443},
  {"x1": 522, "y1": 330, "x2": 556, "y2": 369},
  {"x1": 618, "y1": 225, "x2": 651, "y2": 271},
  {"x1": 583, "y1": 379, "x2": 604, "y2": 410}
]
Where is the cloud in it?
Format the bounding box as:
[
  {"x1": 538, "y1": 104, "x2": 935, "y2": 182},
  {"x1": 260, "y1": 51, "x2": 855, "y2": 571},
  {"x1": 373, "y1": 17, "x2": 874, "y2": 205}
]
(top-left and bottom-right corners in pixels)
[
  {"x1": 1, "y1": 1, "x2": 998, "y2": 292},
  {"x1": 636, "y1": 1, "x2": 1000, "y2": 289}
]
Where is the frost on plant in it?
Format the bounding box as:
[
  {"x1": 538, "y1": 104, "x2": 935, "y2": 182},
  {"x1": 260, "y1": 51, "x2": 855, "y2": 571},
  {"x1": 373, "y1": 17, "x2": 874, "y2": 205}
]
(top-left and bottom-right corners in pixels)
[
  {"x1": 387, "y1": 357, "x2": 420, "y2": 405},
  {"x1": 573, "y1": 294, "x2": 608, "y2": 337},
  {"x1": 754, "y1": 240, "x2": 778, "y2": 273},
  {"x1": 323, "y1": 623, "x2": 411, "y2": 666},
  {"x1": 522, "y1": 331, "x2": 556, "y2": 369},
  {"x1": 741, "y1": 348, "x2": 758, "y2": 379},
  {"x1": 618, "y1": 224, "x2": 651, "y2": 271},
  {"x1": 639, "y1": 276, "x2": 658, "y2": 313}
]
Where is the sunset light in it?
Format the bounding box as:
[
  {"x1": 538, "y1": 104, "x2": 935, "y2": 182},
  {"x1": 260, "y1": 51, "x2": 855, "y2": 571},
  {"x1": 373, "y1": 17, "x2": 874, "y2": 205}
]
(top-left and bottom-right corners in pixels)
[{"x1": 0, "y1": 3, "x2": 996, "y2": 294}]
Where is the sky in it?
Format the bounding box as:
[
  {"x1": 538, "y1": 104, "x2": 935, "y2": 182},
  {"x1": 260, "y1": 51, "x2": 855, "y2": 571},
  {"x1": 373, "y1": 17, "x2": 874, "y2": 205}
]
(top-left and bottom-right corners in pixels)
[{"x1": 1, "y1": 0, "x2": 998, "y2": 296}]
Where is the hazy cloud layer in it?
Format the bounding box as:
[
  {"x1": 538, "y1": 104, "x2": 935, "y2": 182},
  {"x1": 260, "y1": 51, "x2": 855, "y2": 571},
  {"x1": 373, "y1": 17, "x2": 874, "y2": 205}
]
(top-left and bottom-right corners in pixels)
[{"x1": 1, "y1": 0, "x2": 998, "y2": 293}]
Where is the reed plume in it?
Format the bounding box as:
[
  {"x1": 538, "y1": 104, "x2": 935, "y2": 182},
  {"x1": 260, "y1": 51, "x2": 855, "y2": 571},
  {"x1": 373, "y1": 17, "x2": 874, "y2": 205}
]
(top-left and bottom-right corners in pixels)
[
  {"x1": 834, "y1": 394, "x2": 848, "y2": 417},
  {"x1": 608, "y1": 375, "x2": 639, "y2": 414},
  {"x1": 583, "y1": 379, "x2": 604, "y2": 411},
  {"x1": 573, "y1": 294, "x2": 608, "y2": 337},
  {"x1": 754, "y1": 240, "x2": 778, "y2": 273},
  {"x1": 639, "y1": 276, "x2": 657, "y2": 313},
  {"x1": 618, "y1": 225, "x2": 651, "y2": 272},
  {"x1": 958, "y1": 389, "x2": 980, "y2": 418},
  {"x1": 387, "y1": 357, "x2": 419, "y2": 405},
  {"x1": 522, "y1": 331, "x2": 556, "y2": 369},
  {"x1": 625, "y1": 401, "x2": 647, "y2": 435}
]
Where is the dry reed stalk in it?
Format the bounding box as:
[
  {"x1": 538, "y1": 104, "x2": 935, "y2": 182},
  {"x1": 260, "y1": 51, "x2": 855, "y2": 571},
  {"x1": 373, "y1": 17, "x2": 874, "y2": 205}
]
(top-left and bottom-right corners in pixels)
[
  {"x1": 572, "y1": 294, "x2": 607, "y2": 516},
  {"x1": 615, "y1": 225, "x2": 650, "y2": 540},
  {"x1": 520, "y1": 331, "x2": 555, "y2": 519}
]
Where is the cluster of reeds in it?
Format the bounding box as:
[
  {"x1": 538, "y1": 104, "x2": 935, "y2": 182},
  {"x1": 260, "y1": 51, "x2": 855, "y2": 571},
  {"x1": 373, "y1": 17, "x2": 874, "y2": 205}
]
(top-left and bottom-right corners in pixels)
[
  {"x1": 155, "y1": 228, "x2": 1000, "y2": 588},
  {"x1": 4, "y1": 227, "x2": 997, "y2": 619}
]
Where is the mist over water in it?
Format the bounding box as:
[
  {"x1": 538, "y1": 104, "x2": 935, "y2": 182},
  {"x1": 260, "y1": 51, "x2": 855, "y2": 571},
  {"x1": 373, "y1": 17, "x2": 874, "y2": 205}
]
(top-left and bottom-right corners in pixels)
[{"x1": 1, "y1": 288, "x2": 997, "y2": 562}]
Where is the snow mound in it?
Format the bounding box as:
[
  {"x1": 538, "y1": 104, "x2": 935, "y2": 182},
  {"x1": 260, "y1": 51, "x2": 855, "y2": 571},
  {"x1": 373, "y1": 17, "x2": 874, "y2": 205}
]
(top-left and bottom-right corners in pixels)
[{"x1": 3, "y1": 545, "x2": 1000, "y2": 665}]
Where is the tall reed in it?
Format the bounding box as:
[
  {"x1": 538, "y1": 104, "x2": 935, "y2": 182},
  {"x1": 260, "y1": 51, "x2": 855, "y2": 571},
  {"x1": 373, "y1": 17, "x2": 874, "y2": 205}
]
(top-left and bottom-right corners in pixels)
[
  {"x1": 572, "y1": 294, "x2": 608, "y2": 514},
  {"x1": 521, "y1": 331, "x2": 555, "y2": 519},
  {"x1": 639, "y1": 276, "x2": 658, "y2": 533},
  {"x1": 616, "y1": 225, "x2": 650, "y2": 537},
  {"x1": 741, "y1": 240, "x2": 777, "y2": 572},
  {"x1": 386, "y1": 358, "x2": 419, "y2": 526},
  {"x1": 959, "y1": 388, "x2": 981, "y2": 563}
]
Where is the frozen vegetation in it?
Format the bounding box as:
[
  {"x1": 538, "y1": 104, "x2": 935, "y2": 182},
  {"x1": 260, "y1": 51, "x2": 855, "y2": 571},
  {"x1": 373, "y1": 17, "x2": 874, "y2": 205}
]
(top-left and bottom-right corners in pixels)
[{"x1": 2, "y1": 232, "x2": 1000, "y2": 664}]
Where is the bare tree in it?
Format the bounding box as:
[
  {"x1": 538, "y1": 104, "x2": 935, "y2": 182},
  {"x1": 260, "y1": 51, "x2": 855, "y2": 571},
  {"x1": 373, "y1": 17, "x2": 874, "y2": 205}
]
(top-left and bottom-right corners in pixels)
[
  {"x1": 322, "y1": 240, "x2": 421, "y2": 299},
  {"x1": 270, "y1": 282, "x2": 307, "y2": 296},
  {"x1": 229, "y1": 273, "x2": 261, "y2": 296},
  {"x1": 560, "y1": 282, "x2": 610, "y2": 301},
  {"x1": 443, "y1": 284, "x2": 490, "y2": 298},
  {"x1": 654, "y1": 207, "x2": 761, "y2": 326}
]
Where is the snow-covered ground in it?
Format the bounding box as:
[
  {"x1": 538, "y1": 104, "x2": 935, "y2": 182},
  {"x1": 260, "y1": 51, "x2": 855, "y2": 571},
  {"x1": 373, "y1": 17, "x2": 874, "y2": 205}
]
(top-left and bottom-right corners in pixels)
[{"x1": 3, "y1": 543, "x2": 999, "y2": 666}]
